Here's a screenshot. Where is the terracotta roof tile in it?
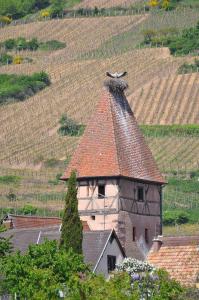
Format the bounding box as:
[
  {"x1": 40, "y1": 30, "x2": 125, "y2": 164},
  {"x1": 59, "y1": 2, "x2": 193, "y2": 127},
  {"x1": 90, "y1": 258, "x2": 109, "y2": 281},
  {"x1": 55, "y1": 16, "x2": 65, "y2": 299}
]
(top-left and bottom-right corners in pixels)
[
  {"x1": 62, "y1": 79, "x2": 165, "y2": 184},
  {"x1": 147, "y1": 236, "x2": 199, "y2": 286},
  {"x1": 3, "y1": 214, "x2": 90, "y2": 231}
]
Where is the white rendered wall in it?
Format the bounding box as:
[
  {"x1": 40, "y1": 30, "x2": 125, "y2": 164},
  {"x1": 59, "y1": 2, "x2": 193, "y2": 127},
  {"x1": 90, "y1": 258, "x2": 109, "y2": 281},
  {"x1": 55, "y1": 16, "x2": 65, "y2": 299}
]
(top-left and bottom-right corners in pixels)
[{"x1": 95, "y1": 236, "x2": 124, "y2": 278}]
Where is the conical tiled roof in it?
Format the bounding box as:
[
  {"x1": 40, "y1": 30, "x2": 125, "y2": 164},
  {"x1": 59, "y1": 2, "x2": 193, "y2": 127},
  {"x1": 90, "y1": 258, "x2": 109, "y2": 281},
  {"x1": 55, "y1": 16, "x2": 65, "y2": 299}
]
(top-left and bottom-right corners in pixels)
[{"x1": 62, "y1": 78, "x2": 165, "y2": 184}]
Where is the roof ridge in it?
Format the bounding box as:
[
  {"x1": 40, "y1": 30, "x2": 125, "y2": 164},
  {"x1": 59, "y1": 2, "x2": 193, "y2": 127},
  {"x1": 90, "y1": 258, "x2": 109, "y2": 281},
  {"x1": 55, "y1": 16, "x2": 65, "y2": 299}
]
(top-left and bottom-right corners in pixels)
[{"x1": 108, "y1": 89, "x2": 121, "y2": 176}]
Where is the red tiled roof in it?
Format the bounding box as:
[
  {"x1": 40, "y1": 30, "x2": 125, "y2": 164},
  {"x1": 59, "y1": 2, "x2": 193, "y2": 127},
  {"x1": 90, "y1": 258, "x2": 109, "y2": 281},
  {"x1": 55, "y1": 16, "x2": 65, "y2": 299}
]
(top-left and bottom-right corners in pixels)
[
  {"x1": 147, "y1": 236, "x2": 199, "y2": 287},
  {"x1": 62, "y1": 79, "x2": 165, "y2": 184},
  {"x1": 5, "y1": 214, "x2": 90, "y2": 231}
]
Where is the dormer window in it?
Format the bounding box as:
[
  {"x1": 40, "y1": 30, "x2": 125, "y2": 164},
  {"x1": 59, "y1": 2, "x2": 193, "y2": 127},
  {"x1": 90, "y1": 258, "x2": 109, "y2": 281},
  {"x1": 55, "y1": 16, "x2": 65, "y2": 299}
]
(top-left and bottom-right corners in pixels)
[
  {"x1": 98, "y1": 184, "x2": 105, "y2": 198},
  {"x1": 138, "y1": 187, "x2": 144, "y2": 201}
]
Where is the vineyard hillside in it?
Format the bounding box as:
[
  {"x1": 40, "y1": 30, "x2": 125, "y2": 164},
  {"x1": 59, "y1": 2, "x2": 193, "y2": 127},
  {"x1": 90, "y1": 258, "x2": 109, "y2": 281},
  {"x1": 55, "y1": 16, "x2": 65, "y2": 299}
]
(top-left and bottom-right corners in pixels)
[{"x1": 0, "y1": 8, "x2": 199, "y2": 230}]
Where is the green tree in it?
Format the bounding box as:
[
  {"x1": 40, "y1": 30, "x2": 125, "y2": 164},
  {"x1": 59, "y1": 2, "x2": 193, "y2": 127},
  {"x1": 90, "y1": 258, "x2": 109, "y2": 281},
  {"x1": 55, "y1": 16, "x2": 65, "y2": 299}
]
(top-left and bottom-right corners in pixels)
[
  {"x1": 50, "y1": 0, "x2": 65, "y2": 17},
  {"x1": 60, "y1": 171, "x2": 83, "y2": 254},
  {"x1": 0, "y1": 240, "x2": 88, "y2": 299},
  {"x1": 66, "y1": 270, "x2": 185, "y2": 300},
  {"x1": 0, "y1": 236, "x2": 12, "y2": 257}
]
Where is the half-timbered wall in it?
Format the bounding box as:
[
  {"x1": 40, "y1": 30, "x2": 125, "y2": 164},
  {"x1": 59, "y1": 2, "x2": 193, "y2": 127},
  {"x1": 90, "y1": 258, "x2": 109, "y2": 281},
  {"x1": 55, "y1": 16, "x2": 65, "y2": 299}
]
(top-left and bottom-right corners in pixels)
[
  {"x1": 117, "y1": 178, "x2": 161, "y2": 257},
  {"x1": 77, "y1": 177, "x2": 162, "y2": 258}
]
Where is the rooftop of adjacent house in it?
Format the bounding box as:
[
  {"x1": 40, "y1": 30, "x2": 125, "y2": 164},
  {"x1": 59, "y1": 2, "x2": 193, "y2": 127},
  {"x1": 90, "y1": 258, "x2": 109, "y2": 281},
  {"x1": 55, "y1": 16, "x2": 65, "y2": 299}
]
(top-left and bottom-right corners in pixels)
[
  {"x1": 147, "y1": 235, "x2": 199, "y2": 287},
  {"x1": 2, "y1": 214, "x2": 90, "y2": 231},
  {"x1": 61, "y1": 78, "x2": 165, "y2": 184},
  {"x1": 0, "y1": 226, "x2": 124, "y2": 270}
]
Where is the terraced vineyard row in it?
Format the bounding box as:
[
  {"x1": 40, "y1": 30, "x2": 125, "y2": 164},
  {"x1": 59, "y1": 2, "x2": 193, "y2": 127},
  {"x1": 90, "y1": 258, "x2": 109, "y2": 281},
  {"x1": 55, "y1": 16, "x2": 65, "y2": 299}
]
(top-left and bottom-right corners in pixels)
[
  {"x1": 129, "y1": 72, "x2": 199, "y2": 124},
  {"x1": 74, "y1": 0, "x2": 139, "y2": 8},
  {"x1": 0, "y1": 48, "x2": 177, "y2": 167},
  {"x1": 0, "y1": 15, "x2": 146, "y2": 60},
  {"x1": 147, "y1": 136, "x2": 199, "y2": 172}
]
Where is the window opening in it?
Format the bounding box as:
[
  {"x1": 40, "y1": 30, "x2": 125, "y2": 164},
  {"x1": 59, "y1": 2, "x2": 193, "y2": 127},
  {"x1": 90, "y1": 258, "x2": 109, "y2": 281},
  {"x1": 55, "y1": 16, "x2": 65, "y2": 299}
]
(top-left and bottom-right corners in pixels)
[
  {"x1": 98, "y1": 184, "x2": 105, "y2": 198},
  {"x1": 145, "y1": 228, "x2": 149, "y2": 244},
  {"x1": 107, "y1": 255, "x2": 116, "y2": 273},
  {"x1": 138, "y1": 187, "x2": 144, "y2": 201},
  {"x1": 132, "y1": 226, "x2": 136, "y2": 241}
]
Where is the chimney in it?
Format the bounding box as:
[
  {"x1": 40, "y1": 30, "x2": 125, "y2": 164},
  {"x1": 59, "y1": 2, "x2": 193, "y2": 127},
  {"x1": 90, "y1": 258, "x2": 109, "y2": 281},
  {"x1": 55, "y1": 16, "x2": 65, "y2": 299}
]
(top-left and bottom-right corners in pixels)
[{"x1": 151, "y1": 236, "x2": 163, "y2": 252}]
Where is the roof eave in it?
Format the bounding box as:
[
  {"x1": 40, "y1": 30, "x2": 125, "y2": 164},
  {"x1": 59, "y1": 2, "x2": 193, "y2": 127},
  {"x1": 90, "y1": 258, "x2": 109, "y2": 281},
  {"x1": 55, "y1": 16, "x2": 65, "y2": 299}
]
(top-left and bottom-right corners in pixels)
[{"x1": 60, "y1": 174, "x2": 166, "y2": 185}]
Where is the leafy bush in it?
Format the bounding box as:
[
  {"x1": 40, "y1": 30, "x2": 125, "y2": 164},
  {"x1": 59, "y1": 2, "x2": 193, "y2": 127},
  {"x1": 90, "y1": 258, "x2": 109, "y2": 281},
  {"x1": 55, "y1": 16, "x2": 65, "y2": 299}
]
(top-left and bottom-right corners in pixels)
[
  {"x1": 0, "y1": 236, "x2": 12, "y2": 257},
  {"x1": 40, "y1": 10, "x2": 50, "y2": 17},
  {"x1": 163, "y1": 210, "x2": 190, "y2": 225},
  {"x1": 190, "y1": 169, "x2": 199, "y2": 179},
  {"x1": 13, "y1": 55, "x2": 23, "y2": 64},
  {"x1": 178, "y1": 59, "x2": 199, "y2": 74},
  {"x1": 116, "y1": 258, "x2": 154, "y2": 275},
  {"x1": 50, "y1": 0, "x2": 65, "y2": 17},
  {"x1": 0, "y1": 72, "x2": 50, "y2": 104},
  {"x1": 2, "y1": 37, "x2": 65, "y2": 52},
  {"x1": 0, "y1": 225, "x2": 7, "y2": 233},
  {"x1": 3, "y1": 37, "x2": 39, "y2": 51},
  {"x1": 141, "y1": 22, "x2": 199, "y2": 56},
  {"x1": 0, "y1": 175, "x2": 21, "y2": 184},
  {"x1": 18, "y1": 205, "x2": 38, "y2": 215},
  {"x1": 0, "y1": 16, "x2": 12, "y2": 24},
  {"x1": 39, "y1": 40, "x2": 66, "y2": 51},
  {"x1": 4, "y1": 38, "x2": 16, "y2": 50},
  {"x1": 58, "y1": 114, "x2": 85, "y2": 137},
  {"x1": 0, "y1": 53, "x2": 13, "y2": 65}
]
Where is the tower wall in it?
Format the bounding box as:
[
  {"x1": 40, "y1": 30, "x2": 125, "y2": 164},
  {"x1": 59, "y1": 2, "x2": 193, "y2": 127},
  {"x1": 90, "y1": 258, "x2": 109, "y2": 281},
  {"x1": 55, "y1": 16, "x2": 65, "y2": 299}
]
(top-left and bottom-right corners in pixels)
[
  {"x1": 117, "y1": 178, "x2": 161, "y2": 259},
  {"x1": 77, "y1": 177, "x2": 162, "y2": 259}
]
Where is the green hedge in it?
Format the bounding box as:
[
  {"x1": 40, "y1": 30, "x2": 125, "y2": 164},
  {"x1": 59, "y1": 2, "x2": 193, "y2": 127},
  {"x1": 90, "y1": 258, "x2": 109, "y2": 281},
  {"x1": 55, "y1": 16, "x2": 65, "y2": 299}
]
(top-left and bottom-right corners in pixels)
[
  {"x1": 1, "y1": 38, "x2": 65, "y2": 52},
  {"x1": 141, "y1": 124, "x2": 199, "y2": 137},
  {"x1": 163, "y1": 210, "x2": 190, "y2": 225},
  {"x1": 0, "y1": 72, "x2": 50, "y2": 104}
]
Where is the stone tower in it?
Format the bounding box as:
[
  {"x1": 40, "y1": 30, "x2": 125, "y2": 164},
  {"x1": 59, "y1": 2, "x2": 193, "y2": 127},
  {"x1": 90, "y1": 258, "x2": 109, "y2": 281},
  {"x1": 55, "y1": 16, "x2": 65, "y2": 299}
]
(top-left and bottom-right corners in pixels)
[{"x1": 61, "y1": 76, "x2": 165, "y2": 259}]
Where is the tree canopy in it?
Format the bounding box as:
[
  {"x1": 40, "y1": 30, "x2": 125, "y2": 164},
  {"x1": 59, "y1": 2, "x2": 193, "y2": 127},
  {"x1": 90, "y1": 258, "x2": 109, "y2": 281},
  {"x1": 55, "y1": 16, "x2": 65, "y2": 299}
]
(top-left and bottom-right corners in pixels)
[{"x1": 60, "y1": 170, "x2": 83, "y2": 254}]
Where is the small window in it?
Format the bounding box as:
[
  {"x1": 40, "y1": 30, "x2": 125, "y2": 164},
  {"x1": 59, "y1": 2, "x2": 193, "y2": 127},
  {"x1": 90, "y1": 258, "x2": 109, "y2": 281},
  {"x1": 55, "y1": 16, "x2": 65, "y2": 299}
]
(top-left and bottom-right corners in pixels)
[
  {"x1": 132, "y1": 226, "x2": 136, "y2": 241},
  {"x1": 91, "y1": 215, "x2": 95, "y2": 220},
  {"x1": 138, "y1": 187, "x2": 144, "y2": 201},
  {"x1": 98, "y1": 185, "x2": 105, "y2": 198},
  {"x1": 107, "y1": 255, "x2": 116, "y2": 273},
  {"x1": 145, "y1": 228, "x2": 149, "y2": 244}
]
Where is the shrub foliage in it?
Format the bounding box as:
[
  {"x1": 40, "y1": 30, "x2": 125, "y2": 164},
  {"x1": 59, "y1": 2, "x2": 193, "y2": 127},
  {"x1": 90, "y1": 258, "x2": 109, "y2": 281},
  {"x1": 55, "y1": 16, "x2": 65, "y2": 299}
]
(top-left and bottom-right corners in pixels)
[
  {"x1": 141, "y1": 21, "x2": 199, "y2": 55},
  {"x1": 58, "y1": 114, "x2": 85, "y2": 137},
  {"x1": 0, "y1": 72, "x2": 50, "y2": 104},
  {"x1": 0, "y1": 37, "x2": 65, "y2": 52}
]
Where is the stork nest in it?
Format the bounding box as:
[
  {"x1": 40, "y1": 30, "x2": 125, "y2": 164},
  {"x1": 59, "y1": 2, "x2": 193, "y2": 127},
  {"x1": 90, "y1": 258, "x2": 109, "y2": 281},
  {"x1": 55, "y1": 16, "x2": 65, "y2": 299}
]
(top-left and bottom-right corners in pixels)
[{"x1": 104, "y1": 78, "x2": 128, "y2": 93}]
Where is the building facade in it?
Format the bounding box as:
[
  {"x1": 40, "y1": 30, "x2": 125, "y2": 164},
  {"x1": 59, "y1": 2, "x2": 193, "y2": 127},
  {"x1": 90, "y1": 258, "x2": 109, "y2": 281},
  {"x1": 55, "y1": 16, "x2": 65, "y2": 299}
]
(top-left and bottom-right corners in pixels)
[{"x1": 62, "y1": 77, "x2": 165, "y2": 258}]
